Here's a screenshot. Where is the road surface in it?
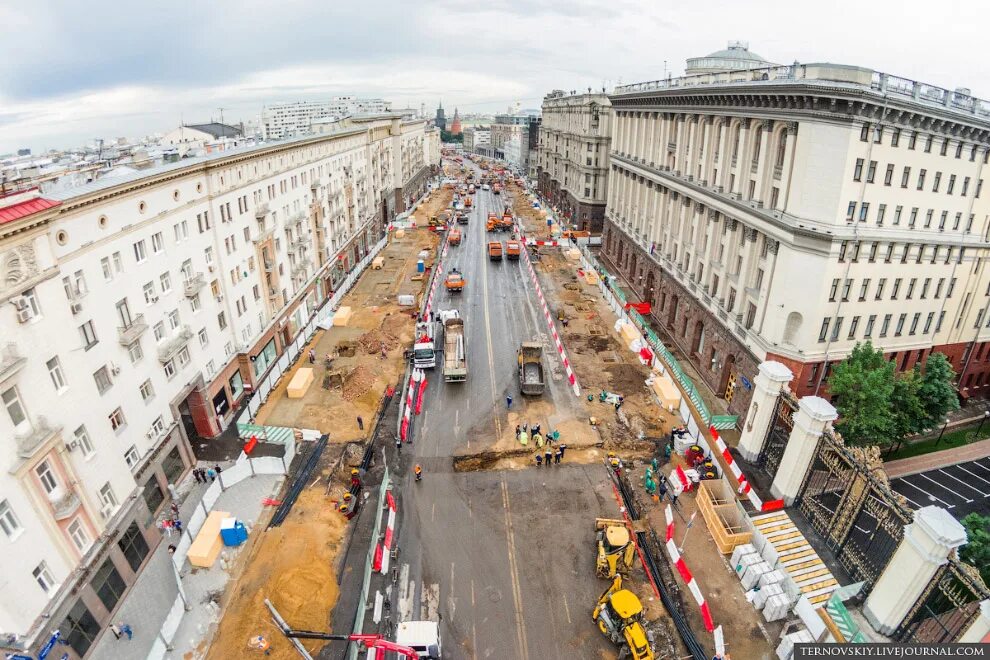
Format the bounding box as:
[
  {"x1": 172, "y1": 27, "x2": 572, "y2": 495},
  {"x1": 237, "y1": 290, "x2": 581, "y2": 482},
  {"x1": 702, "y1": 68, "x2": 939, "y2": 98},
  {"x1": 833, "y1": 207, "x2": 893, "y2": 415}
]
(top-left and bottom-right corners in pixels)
[{"x1": 391, "y1": 164, "x2": 616, "y2": 659}]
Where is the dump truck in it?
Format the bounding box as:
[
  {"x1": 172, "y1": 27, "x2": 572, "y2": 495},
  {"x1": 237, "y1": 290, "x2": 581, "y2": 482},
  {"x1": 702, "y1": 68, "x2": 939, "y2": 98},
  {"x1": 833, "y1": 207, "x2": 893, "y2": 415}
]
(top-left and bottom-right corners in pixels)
[
  {"x1": 449, "y1": 229, "x2": 462, "y2": 246},
  {"x1": 465, "y1": 196, "x2": 473, "y2": 209},
  {"x1": 486, "y1": 213, "x2": 499, "y2": 232},
  {"x1": 442, "y1": 316, "x2": 467, "y2": 382},
  {"x1": 593, "y1": 576, "x2": 654, "y2": 660},
  {"x1": 505, "y1": 240, "x2": 521, "y2": 260},
  {"x1": 488, "y1": 241, "x2": 503, "y2": 261},
  {"x1": 518, "y1": 342, "x2": 545, "y2": 395},
  {"x1": 595, "y1": 519, "x2": 635, "y2": 579},
  {"x1": 413, "y1": 321, "x2": 437, "y2": 369},
  {"x1": 456, "y1": 212, "x2": 469, "y2": 225},
  {"x1": 444, "y1": 268, "x2": 465, "y2": 293}
]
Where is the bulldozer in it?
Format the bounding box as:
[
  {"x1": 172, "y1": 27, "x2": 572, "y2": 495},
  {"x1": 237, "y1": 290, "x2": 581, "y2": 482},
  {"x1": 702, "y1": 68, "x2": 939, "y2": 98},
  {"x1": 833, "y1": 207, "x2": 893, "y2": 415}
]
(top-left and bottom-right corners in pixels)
[
  {"x1": 595, "y1": 518, "x2": 635, "y2": 579},
  {"x1": 592, "y1": 576, "x2": 654, "y2": 660}
]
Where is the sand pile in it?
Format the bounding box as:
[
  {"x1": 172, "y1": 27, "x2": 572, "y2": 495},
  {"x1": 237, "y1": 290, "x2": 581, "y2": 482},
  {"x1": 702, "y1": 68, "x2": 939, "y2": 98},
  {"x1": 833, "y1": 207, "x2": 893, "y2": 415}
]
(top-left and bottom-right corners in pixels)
[
  {"x1": 342, "y1": 365, "x2": 376, "y2": 401},
  {"x1": 357, "y1": 328, "x2": 400, "y2": 354}
]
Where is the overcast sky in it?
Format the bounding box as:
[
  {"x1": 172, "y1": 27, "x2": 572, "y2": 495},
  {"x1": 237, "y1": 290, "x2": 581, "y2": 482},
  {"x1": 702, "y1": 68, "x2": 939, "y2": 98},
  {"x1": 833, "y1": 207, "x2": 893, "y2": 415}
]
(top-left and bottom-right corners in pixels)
[{"x1": 1, "y1": 0, "x2": 987, "y2": 154}]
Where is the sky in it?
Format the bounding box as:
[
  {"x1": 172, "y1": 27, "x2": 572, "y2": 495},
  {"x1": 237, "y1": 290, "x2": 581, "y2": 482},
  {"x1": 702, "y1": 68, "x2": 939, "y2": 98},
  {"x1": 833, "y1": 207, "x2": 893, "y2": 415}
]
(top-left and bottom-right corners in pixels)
[{"x1": 1, "y1": 0, "x2": 987, "y2": 154}]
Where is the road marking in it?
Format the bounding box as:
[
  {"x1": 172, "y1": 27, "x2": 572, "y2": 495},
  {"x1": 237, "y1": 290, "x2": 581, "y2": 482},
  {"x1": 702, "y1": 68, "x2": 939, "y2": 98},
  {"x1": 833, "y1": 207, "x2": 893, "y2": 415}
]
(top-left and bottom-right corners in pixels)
[
  {"x1": 501, "y1": 477, "x2": 529, "y2": 660},
  {"x1": 447, "y1": 563, "x2": 457, "y2": 622},
  {"x1": 937, "y1": 468, "x2": 987, "y2": 497},
  {"x1": 890, "y1": 488, "x2": 923, "y2": 509},
  {"x1": 422, "y1": 582, "x2": 440, "y2": 622},
  {"x1": 917, "y1": 472, "x2": 972, "y2": 503},
  {"x1": 954, "y1": 464, "x2": 990, "y2": 488},
  {"x1": 471, "y1": 580, "x2": 478, "y2": 660},
  {"x1": 970, "y1": 459, "x2": 990, "y2": 473},
  {"x1": 899, "y1": 478, "x2": 955, "y2": 508},
  {"x1": 398, "y1": 563, "x2": 414, "y2": 622},
  {"x1": 562, "y1": 594, "x2": 571, "y2": 624},
  {"x1": 468, "y1": 494, "x2": 473, "y2": 518},
  {"x1": 481, "y1": 220, "x2": 503, "y2": 441}
]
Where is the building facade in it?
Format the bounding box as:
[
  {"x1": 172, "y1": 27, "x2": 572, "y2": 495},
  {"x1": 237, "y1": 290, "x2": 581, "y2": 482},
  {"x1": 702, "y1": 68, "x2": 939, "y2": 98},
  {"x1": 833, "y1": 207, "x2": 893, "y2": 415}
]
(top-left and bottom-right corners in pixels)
[
  {"x1": 462, "y1": 127, "x2": 491, "y2": 154},
  {"x1": 601, "y1": 62, "x2": 990, "y2": 419},
  {"x1": 0, "y1": 114, "x2": 430, "y2": 658},
  {"x1": 537, "y1": 91, "x2": 612, "y2": 232},
  {"x1": 262, "y1": 98, "x2": 392, "y2": 140}
]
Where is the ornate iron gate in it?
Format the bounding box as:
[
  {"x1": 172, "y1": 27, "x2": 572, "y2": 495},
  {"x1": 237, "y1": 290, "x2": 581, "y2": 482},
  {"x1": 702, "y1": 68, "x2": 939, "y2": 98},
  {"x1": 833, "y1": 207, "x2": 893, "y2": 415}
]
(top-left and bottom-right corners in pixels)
[
  {"x1": 897, "y1": 562, "x2": 990, "y2": 643},
  {"x1": 796, "y1": 435, "x2": 858, "y2": 545},
  {"x1": 835, "y1": 488, "x2": 910, "y2": 588},
  {"x1": 756, "y1": 391, "x2": 796, "y2": 480}
]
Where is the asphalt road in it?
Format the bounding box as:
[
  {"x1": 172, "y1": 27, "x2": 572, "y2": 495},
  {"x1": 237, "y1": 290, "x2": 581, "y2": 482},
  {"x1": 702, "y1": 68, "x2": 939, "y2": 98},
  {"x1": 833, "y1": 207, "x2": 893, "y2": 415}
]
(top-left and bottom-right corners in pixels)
[
  {"x1": 391, "y1": 162, "x2": 616, "y2": 659},
  {"x1": 888, "y1": 457, "x2": 990, "y2": 518}
]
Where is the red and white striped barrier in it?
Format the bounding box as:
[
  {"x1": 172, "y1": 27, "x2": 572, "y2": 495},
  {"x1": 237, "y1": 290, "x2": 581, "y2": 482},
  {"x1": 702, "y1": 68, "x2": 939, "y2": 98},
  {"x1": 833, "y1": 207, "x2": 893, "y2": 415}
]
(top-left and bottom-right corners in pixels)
[
  {"x1": 415, "y1": 375, "x2": 429, "y2": 415},
  {"x1": 664, "y1": 505, "x2": 715, "y2": 633},
  {"x1": 523, "y1": 238, "x2": 561, "y2": 247},
  {"x1": 422, "y1": 229, "x2": 452, "y2": 320},
  {"x1": 378, "y1": 490, "x2": 398, "y2": 574},
  {"x1": 709, "y1": 426, "x2": 784, "y2": 512},
  {"x1": 399, "y1": 370, "x2": 421, "y2": 442},
  {"x1": 519, "y1": 244, "x2": 581, "y2": 397}
]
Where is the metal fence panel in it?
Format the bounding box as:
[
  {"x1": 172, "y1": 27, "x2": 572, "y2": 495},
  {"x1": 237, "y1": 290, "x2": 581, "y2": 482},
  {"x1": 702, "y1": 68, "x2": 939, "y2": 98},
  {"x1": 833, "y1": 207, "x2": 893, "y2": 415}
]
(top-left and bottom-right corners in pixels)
[
  {"x1": 222, "y1": 459, "x2": 253, "y2": 488},
  {"x1": 160, "y1": 594, "x2": 185, "y2": 643},
  {"x1": 251, "y1": 456, "x2": 285, "y2": 475},
  {"x1": 172, "y1": 533, "x2": 193, "y2": 568},
  {"x1": 202, "y1": 481, "x2": 222, "y2": 510},
  {"x1": 187, "y1": 506, "x2": 207, "y2": 538}
]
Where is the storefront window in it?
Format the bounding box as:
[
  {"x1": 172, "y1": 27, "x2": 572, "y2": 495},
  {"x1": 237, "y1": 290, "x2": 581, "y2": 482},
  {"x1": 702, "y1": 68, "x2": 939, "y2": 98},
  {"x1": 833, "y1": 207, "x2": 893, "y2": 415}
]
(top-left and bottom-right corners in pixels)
[
  {"x1": 61, "y1": 600, "x2": 99, "y2": 656},
  {"x1": 162, "y1": 446, "x2": 185, "y2": 484},
  {"x1": 142, "y1": 476, "x2": 164, "y2": 513},
  {"x1": 91, "y1": 557, "x2": 126, "y2": 612},
  {"x1": 212, "y1": 389, "x2": 230, "y2": 417},
  {"x1": 252, "y1": 338, "x2": 278, "y2": 377},
  {"x1": 229, "y1": 371, "x2": 244, "y2": 401},
  {"x1": 118, "y1": 522, "x2": 150, "y2": 572}
]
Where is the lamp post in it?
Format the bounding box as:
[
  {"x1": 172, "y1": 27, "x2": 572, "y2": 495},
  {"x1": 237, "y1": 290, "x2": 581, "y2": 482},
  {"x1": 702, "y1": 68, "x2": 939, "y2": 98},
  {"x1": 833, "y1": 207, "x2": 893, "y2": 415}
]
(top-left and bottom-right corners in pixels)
[
  {"x1": 976, "y1": 411, "x2": 990, "y2": 440},
  {"x1": 934, "y1": 418, "x2": 951, "y2": 446}
]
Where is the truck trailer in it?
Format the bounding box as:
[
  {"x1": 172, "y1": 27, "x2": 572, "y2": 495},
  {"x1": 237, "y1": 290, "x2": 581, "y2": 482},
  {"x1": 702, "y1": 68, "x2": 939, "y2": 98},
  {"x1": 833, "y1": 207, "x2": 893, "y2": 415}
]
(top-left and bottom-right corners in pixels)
[{"x1": 442, "y1": 317, "x2": 467, "y2": 382}]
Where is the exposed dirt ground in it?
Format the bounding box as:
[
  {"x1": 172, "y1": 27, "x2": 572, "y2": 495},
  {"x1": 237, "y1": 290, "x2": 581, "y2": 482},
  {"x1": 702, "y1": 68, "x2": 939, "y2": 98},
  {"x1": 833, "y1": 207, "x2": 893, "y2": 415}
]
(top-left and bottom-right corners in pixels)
[
  {"x1": 204, "y1": 444, "x2": 361, "y2": 660},
  {"x1": 253, "y1": 218, "x2": 441, "y2": 442}
]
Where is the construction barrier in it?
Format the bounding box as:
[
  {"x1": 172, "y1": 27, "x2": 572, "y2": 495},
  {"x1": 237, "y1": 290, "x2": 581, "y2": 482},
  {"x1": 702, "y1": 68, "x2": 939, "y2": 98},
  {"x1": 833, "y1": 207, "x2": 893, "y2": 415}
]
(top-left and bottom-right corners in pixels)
[
  {"x1": 664, "y1": 505, "x2": 715, "y2": 633},
  {"x1": 709, "y1": 426, "x2": 784, "y2": 513}
]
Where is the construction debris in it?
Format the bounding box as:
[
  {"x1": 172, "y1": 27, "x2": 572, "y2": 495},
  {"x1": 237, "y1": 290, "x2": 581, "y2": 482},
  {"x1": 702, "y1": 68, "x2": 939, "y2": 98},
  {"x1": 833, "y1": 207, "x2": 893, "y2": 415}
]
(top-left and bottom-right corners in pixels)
[
  {"x1": 357, "y1": 328, "x2": 400, "y2": 354},
  {"x1": 342, "y1": 365, "x2": 376, "y2": 401}
]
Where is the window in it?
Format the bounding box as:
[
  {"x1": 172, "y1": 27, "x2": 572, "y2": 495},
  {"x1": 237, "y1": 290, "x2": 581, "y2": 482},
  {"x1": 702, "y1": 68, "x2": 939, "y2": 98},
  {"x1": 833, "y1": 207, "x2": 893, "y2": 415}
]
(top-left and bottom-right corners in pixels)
[
  {"x1": 846, "y1": 202, "x2": 856, "y2": 222},
  {"x1": 892, "y1": 278, "x2": 902, "y2": 299},
  {"x1": 47, "y1": 356, "x2": 67, "y2": 392},
  {"x1": 73, "y1": 425, "x2": 94, "y2": 457},
  {"x1": 109, "y1": 407, "x2": 125, "y2": 432},
  {"x1": 885, "y1": 244, "x2": 894, "y2": 262},
  {"x1": 891, "y1": 128, "x2": 900, "y2": 147},
  {"x1": 908, "y1": 132, "x2": 917, "y2": 149},
  {"x1": 831, "y1": 317, "x2": 844, "y2": 342},
  {"x1": 956, "y1": 142, "x2": 963, "y2": 158},
  {"x1": 139, "y1": 379, "x2": 154, "y2": 402},
  {"x1": 901, "y1": 166, "x2": 911, "y2": 187},
  {"x1": 939, "y1": 211, "x2": 948, "y2": 230},
  {"x1": 873, "y1": 126, "x2": 882, "y2": 143},
  {"x1": 936, "y1": 278, "x2": 945, "y2": 298},
  {"x1": 893, "y1": 206, "x2": 903, "y2": 225},
  {"x1": 33, "y1": 561, "x2": 56, "y2": 594},
  {"x1": 99, "y1": 483, "x2": 117, "y2": 511},
  {"x1": 865, "y1": 315, "x2": 876, "y2": 337},
  {"x1": 909, "y1": 208, "x2": 918, "y2": 228},
  {"x1": 124, "y1": 445, "x2": 140, "y2": 468},
  {"x1": 924, "y1": 312, "x2": 935, "y2": 334},
  {"x1": 940, "y1": 139, "x2": 948, "y2": 156},
  {"x1": 848, "y1": 316, "x2": 860, "y2": 339},
  {"x1": 963, "y1": 177, "x2": 971, "y2": 196},
  {"x1": 128, "y1": 341, "x2": 143, "y2": 364},
  {"x1": 168, "y1": 308, "x2": 180, "y2": 330},
  {"x1": 876, "y1": 204, "x2": 886, "y2": 225},
  {"x1": 936, "y1": 311, "x2": 946, "y2": 333},
  {"x1": 819, "y1": 318, "x2": 830, "y2": 342},
  {"x1": 895, "y1": 313, "x2": 907, "y2": 336},
  {"x1": 143, "y1": 281, "x2": 156, "y2": 305},
  {"x1": 164, "y1": 359, "x2": 176, "y2": 379},
  {"x1": 151, "y1": 416, "x2": 166, "y2": 436},
  {"x1": 160, "y1": 272, "x2": 172, "y2": 293},
  {"x1": 151, "y1": 232, "x2": 165, "y2": 253},
  {"x1": 917, "y1": 169, "x2": 926, "y2": 190},
  {"x1": 0, "y1": 500, "x2": 22, "y2": 538},
  {"x1": 190, "y1": 293, "x2": 201, "y2": 312},
  {"x1": 967, "y1": 214, "x2": 975, "y2": 232},
  {"x1": 875, "y1": 278, "x2": 887, "y2": 300},
  {"x1": 901, "y1": 244, "x2": 912, "y2": 264},
  {"x1": 89, "y1": 363, "x2": 114, "y2": 395},
  {"x1": 948, "y1": 174, "x2": 956, "y2": 194},
  {"x1": 866, "y1": 160, "x2": 877, "y2": 183},
  {"x1": 61, "y1": 600, "x2": 100, "y2": 657},
  {"x1": 978, "y1": 179, "x2": 984, "y2": 198},
  {"x1": 842, "y1": 279, "x2": 852, "y2": 301},
  {"x1": 118, "y1": 522, "x2": 150, "y2": 572},
  {"x1": 851, "y1": 241, "x2": 861, "y2": 262},
  {"x1": 90, "y1": 557, "x2": 124, "y2": 611},
  {"x1": 933, "y1": 171, "x2": 942, "y2": 192},
  {"x1": 925, "y1": 134, "x2": 933, "y2": 152},
  {"x1": 859, "y1": 279, "x2": 870, "y2": 301},
  {"x1": 35, "y1": 462, "x2": 58, "y2": 494},
  {"x1": 925, "y1": 209, "x2": 933, "y2": 228},
  {"x1": 198, "y1": 328, "x2": 209, "y2": 347},
  {"x1": 921, "y1": 278, "x2": 931, "y2": 299},
  {"x1": 2, "y1": 387, "x2": 27, "y2": 428},
  {"x1": 906, "y1": 278, "x2": 916, "y2": 299},
  {"x1": 910, "y1": 313, "x2": 921, "y2": 335},
  {"x1": 133, "y1": 240, "x2": 147, "y2": 263},
  {"x1": 101, "y1": 256, "x2": 113, "y2": 281},
  {"x1": 859, "y1": 203, "x2": 870, "y2": 222},
  {"x1": 860, "y1": 124, "x2": 869, "y2": 141},
  {"x1": 218, "y1": 311, "x2": 227, "y2": 330},
  {"x1": 853, "y1": 158, "x2": 864, "y2": 181},
  {"x1": 954, "y1": 212, "x2": 962, "y2": 230},
  {"x1": 869, "y1": 243, "x2": 878, "y2": 262},
  {"x1": 177, "y1": 346, "x2": 190, "y2": 367},
  {"x1": 829, "y1": 279, "x2": 840, "y2": 302},
  {"x1": 197, "y1": 211, "x2": 211, "y2": 233}
]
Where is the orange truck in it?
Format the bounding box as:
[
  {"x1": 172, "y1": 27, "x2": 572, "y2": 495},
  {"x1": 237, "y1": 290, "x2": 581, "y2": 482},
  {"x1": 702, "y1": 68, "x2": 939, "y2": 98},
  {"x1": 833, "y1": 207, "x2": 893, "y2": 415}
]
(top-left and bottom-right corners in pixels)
[
  {"x1": 445, "y1": 268, "x2": 465, "y2": 292},
  {"x1": 486, "y1": 212, "x2": 499, "y2": 232},
  {"x1": 505, "y1": 240, "x2": 521, "y2": 260},
  {"x1": 493, "y1": 183, "x2": 502, "y2": 195},
  {"x1": 465, "y1": 196, "x2": 473, "y2": 209},
  {"x1": 488, "y1": 241, "x2": 503, "y2": 261},
  {"x1": 449, "y1": 229, "x2": 462, "y2": 245}
]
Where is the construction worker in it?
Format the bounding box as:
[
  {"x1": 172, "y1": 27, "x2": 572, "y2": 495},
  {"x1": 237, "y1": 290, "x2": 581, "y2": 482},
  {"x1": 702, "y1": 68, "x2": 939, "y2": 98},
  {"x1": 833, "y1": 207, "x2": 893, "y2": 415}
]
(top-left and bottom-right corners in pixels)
[
  {"x1": 519, "y1": 428, "x2": 529, "y2": 446},
  {"x1": 414, "y1": 464, "x2": 423, "y2": 482},
  {"x1": 558, "y1": 443, "x2": 567, "y2": 460},
  {"x1": 535, "y1": 454, "x2": 543, "y2": 467},
  {"x1": 544, "y1": 445, "x2": 552, "y2": 467},
  {"x1": 554, "y1": 445, "x2": 562, "y2": 464},
  {"x1": 534, "y1": 432, "x2": 544, "y2": 449}
]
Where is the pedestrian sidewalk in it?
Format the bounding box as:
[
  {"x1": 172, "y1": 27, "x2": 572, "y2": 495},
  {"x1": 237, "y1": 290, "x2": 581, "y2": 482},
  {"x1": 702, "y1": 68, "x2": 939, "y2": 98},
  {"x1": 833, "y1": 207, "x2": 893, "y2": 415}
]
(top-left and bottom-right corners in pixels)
[{"x1": 884, "y1": 437, "x2": 990, "y2": 479}]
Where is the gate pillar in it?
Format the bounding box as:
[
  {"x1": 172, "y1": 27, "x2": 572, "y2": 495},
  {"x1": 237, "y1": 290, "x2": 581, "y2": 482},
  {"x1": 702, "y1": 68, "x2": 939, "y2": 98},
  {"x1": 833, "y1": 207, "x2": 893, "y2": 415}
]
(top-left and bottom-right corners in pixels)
[
  {"x1": 769, "y1": 396, "x2": 836, "y2": 504},
  {"x1": 864, "y1": 506, "x2": 967, "y2": 635},
  {"x1": 738, "y1": 361, "x2": 794, "y2": 461},
  {"x1": 959, "y1": 601, "x2": 990, "y2": 643}
]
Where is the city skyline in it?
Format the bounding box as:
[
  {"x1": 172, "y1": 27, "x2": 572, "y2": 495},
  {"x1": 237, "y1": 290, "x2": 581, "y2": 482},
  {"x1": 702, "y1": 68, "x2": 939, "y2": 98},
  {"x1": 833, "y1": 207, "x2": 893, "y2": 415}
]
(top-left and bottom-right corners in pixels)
[{"x1": 3, "y1": 0, "x2": 989, "y2": 153}]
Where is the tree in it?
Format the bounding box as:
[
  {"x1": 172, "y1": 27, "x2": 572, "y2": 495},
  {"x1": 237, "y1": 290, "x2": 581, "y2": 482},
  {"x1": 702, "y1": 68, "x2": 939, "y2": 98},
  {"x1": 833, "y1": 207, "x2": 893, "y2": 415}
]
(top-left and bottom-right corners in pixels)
[
  {"x1": 960, "y1": 513, "x2": 990, "y2": 586},
  {"x1": 890, "y1": 366, "x2": 925, "y2": 441},
  {"x1": 828, "y1": 341, "x2": 896, "y2": 446},
  {"x1": 916, "y1": 352, "x2": 959, "y2": 430}
]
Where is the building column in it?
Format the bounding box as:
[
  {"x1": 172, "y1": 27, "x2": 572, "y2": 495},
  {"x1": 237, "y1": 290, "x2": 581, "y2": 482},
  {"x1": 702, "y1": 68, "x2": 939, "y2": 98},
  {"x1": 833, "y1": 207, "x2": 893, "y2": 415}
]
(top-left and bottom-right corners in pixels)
[
  {"x1": 958, "y1": 601, "x2": 990, "y2": 643},
  {"x1": 769, "y1": 396, "x2": 837, "y2": 503},
  {"x1": 738, "y1": 361, "x2": 794, "y2": 461},
  {"x1": 863, "y1": 506, "x2": 968, "y2": 636}
]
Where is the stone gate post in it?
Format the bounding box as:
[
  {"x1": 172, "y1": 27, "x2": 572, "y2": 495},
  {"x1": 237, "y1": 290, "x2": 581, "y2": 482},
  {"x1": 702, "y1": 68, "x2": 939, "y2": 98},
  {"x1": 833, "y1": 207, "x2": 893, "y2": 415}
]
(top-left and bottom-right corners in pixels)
[
  {"x1": 769, "y1": 396, "x2": 837, "y2": 504},
  {"x1": 959, "y1": 601, "x2": 990, "y2": 643},
  {"x1": 863, "y1": 506, "x2": 967, "y2": 635},
  {"x1": 737, "y1": 361, "x2": 794, "y2": 461}
]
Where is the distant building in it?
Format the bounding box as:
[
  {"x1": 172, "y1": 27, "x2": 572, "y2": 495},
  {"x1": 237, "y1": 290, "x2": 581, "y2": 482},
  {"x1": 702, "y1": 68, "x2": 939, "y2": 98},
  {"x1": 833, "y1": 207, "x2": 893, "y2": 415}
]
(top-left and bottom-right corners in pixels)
[
  {"x1": 435, "y1": 102, "x2": 447, "y2": 132},
  {"x1": 450, "y1": 108, "x2": 462, "y2": 135},
  {"x1": 161, "y1": 123, "x2": 245, "y2": 156},
  {"x1": 16, "y1": 148, "x2": 31, "y2": 157},
  {"x1": 463, "y1": 127, "x2": 491, "y2": 154},
  {"x1": 491, "y1": 114, "x2": 538, "y2": 172},
  {"x1": 262, "y1": 98, "x2": 392, "y2": 140},
  {"x1": 684, "y1": 40, "x2": 777, "y2": 75}
]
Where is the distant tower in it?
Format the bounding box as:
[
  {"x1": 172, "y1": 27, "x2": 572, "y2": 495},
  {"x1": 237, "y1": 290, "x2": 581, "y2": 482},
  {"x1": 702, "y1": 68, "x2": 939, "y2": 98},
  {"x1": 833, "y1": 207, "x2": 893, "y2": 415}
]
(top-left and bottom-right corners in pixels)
[
  {"x1": 450, "y1": 108, "x2": 462, "y2": 135},
  {"x1": 435, "y1": 102, "x2": 446, "y2": 131}
]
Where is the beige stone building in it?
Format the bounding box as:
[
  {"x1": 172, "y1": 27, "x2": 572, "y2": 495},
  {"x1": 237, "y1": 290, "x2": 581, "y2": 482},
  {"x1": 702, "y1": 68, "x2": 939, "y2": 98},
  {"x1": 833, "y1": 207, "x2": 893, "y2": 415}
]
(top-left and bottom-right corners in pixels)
[
  {"x1": 537, "y1": 90, "x2": 612, "y2": 232},
  {"x1": 601, "y1": 50, "x2": 990, "y2": 418}
]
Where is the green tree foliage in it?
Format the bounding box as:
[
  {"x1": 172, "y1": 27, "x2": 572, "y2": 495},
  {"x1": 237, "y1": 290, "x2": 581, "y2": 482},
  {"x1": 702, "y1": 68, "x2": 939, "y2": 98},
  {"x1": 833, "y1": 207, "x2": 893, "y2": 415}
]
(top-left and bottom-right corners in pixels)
[
  {"x1": 440, "y1": 130, "x2": 463, "y2": 143},
  {"x1": 828, "y1": 341, "x2": 895, "y2": 446},
  {"x1": 916, "y1": 352, "x2": 960, "y2": 430},
  {"x1": 960, "y1": 513, "x2": 990, "y2": 586},
  {"x1": 828, "y1": 342, "x2": 959, "y2": 447}
]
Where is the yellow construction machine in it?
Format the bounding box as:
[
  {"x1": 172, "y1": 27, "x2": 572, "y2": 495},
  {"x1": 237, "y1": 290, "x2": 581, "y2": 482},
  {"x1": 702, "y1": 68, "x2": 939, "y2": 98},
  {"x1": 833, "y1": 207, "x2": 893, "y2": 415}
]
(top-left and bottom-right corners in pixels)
[
  {"x1": 592, "y1": 576, "x2": 654, "y2": 660},
  {"x1": 596, "y1": 518, "x2": 635, "y2": 579}
]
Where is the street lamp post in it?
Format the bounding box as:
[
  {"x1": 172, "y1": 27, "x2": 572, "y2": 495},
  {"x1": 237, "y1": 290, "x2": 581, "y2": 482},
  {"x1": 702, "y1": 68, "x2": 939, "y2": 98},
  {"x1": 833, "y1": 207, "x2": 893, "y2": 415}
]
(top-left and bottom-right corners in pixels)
[
  {"x1": 934, "y1": 418, "x2": 951, "y2": 446},
  {"x1": 976, "y1": 411, "x2": 990, "y2": 440}
]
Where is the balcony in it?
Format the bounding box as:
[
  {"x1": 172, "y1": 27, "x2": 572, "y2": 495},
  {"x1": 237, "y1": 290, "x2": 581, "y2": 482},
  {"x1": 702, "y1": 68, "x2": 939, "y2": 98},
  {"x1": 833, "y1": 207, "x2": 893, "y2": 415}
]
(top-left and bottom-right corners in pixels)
[
  {"x1": 49, "y1": 487, "x2": 82, "y2": 521},
  {"x1": 117, "y1": 314, "x2": 148, "y2": 346},
  {"x1": 15, "y1": 416, "x2": 61, "y2": 460},
  {"x1": 292, "y1": 235, "x2": 309, "y2": 250},
  {"x1": 255, "y1": 202, "x2": 269, "y2": 219},
  {"x1": 0, "y1": 343, "x2": 27, "y2": 383},
  {"x1": 158, "y1": 326, "x2": 193, "y2": 363},
  {"x1": 183, "y1": 273, "x2": 206, "y2": 297}
]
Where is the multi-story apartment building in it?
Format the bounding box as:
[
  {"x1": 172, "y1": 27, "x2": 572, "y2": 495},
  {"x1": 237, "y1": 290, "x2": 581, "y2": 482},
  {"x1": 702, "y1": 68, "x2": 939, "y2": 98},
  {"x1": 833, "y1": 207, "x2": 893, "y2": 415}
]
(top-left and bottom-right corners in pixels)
[
  {"x1": 462, "y1": 126, "x2": 490, "y2": 154},
  {"x1": 262, "y1": 98, "x2": 393, "y2": 140},
  {"x1": 601, "y1": 56, "x2": 990, "y2": 418},
  {"x1": 537, "y1": 90, "x2": 612, "y2": 232},
  {"x1": 0, "y1": 113, "x2": 431, "y2": 659}
]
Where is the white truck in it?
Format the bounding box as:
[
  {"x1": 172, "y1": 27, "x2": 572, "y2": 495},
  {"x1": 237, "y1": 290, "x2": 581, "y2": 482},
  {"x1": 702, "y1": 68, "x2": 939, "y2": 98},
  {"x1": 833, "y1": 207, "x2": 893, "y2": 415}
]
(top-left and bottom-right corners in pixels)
[
  {"x1": 395, "y1": 621, "x2": 443, "y2": 658},
  {"x1": 413, "y1": 320, "x2": 437, "y2": 369},
  {"x1": 442, "y1": 316, "x2": 467, "y2": 382}
]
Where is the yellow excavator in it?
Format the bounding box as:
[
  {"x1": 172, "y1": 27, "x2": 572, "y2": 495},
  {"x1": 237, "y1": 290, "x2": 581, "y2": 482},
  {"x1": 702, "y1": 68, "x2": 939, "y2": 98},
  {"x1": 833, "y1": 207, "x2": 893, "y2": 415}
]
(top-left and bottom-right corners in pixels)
[
  {"x1": 596, "y1": 518, "x2": 636, "y2": 579},
  {"x1": 593, "y1": 575, "x2": 654, "y2": 660}
]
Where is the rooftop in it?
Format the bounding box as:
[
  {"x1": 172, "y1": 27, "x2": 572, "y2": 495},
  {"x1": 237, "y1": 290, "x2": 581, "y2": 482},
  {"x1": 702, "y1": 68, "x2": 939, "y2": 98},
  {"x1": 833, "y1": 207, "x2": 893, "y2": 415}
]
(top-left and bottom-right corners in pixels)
[
  {"x1": 183, "y1": 122, "x2": 242, "y2": 139},
  {"x1": 0, "y1": 190, "x2": 61, "y2": 225}
]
